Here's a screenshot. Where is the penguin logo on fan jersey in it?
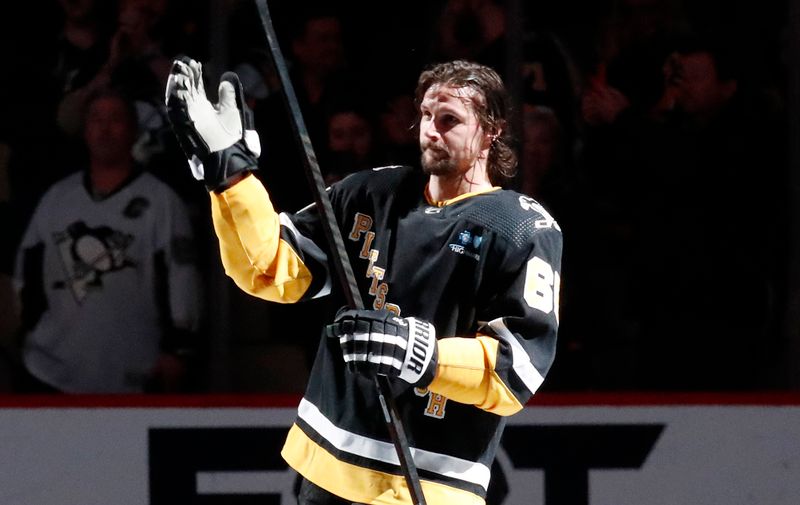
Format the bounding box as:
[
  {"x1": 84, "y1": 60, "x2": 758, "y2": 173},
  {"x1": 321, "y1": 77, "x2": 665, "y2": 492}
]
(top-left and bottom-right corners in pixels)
[{"x1": 52, "y1": 221, "x2": 135, "y2": 303}]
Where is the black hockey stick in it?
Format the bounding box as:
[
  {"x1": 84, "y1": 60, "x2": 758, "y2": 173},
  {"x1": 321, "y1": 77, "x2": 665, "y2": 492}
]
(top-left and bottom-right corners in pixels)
[{"x1": 252, "y1": 1, "x2": 427, "y2": 503}]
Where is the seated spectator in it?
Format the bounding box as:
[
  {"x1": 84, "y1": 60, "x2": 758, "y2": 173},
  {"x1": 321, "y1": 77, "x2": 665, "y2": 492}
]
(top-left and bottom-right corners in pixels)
[
  {"x1": 377, "y1": 88, "x2": 419, "y2": 167},
  {"x1": 429, "y1": 0, "x2": 508, "y2": 74},
  {"x1": 632, "y1": 30, "x2": 789, "y2": 389},
  {"x1": 321, "y1": 99, "x2": 381, "y2": 185},
  {"x1": 56, "y1": 0, "x2": 181, "y2": 163},
  {"x1": 519, "y1": 103, "x2": 565, "y2": 204},
  {"x1": 253, "y1": 5, "x2": 356, "y2": 212},
  {"x1": 11, "y1": 89, "x2": 202, "y2": 393}
]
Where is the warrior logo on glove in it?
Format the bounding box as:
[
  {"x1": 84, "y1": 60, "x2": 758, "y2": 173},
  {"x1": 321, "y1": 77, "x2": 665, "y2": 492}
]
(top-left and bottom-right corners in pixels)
[{"x1": 326, "y1": 309, "x2": 438, "y2": 388}]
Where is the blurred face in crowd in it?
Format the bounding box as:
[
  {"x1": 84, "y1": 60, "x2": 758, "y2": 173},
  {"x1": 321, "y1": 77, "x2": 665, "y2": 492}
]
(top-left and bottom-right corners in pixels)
[
  {"x1": 59, "y1": 0, "x2": 97, "y2": 20},
  {"x1": 522, "y1": 104, "x2": 561, "y2": 185},
  {"x1": 118, "y1": 1, "x2": 155, "y2": 36},
  {"x1": 419, "y1": 84, "x2": 489, "y2": 178},
  {"x1": 84, "y1": 95, "x2": 137, "y2": 166},
  {"x1": 120, "y1": 0, "x2": 167, "y2": 17},
  {"x1": 668, "y1": 51, "x2": 738, "y2": 120},
  {"x1": 381, "y1": 94, "x2": 417, "y2": 146},
  {"x1": 293, "y1": 16, "x2": 345, "y2": 74},
  {"x1": 618, "y1": 0, "x2": 674, "y2": 41},
  {"x1": 328, "y1": 111, "x2": 373, "y2": 162}
]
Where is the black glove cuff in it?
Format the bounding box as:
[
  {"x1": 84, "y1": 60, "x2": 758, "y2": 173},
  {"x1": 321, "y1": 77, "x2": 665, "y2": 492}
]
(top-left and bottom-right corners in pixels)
[
  {"x1": 417, "y1": 344, "x2": 438, "y2": 388},
  {"x1": 203, "y1": 141, "x2": 259, "y2": 192}
]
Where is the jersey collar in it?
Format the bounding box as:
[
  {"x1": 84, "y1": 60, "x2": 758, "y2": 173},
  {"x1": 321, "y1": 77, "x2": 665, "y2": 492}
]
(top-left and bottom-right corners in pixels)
[{"x1": 424, "y1": 184, "x2": 501, "y2": 207}]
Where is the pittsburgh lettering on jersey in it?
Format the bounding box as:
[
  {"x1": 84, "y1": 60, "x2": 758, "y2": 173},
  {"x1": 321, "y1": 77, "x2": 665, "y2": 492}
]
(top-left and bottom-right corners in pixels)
[
  {"x1": 349, "y1": 213, "x2": 373, "y2": 242},
  {"x1": 348, "y1": 212, "x2": 400, "y2": 314},
  {"x1": 414, "y1": 387, "x2": 448, "y2": 419}
]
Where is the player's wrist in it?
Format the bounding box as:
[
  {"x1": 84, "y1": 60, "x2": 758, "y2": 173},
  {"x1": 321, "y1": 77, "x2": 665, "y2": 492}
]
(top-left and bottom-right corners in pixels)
[
  {"x1": 397, "y1": 317, "x2": 438, "y2": 387},
  {"x1": 201, "y1": 142, "x2": 259, "y2": 192}
]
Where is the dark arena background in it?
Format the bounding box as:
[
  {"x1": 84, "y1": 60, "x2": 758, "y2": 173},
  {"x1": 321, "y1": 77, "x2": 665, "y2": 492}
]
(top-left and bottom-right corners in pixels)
[{"x1": 1, "y1": 1, "x2": 799, "y2": 504}]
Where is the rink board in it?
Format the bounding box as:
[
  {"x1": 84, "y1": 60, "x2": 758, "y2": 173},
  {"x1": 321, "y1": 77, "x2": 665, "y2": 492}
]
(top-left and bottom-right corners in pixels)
[{"x1": 0, "y1": 393, "x2": 798, "y2": 505}]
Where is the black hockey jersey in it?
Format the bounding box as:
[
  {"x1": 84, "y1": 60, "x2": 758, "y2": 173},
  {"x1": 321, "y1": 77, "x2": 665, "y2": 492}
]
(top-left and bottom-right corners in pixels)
[{"x1": 210, "y1": 166, "x2": 562, "y2": 504}]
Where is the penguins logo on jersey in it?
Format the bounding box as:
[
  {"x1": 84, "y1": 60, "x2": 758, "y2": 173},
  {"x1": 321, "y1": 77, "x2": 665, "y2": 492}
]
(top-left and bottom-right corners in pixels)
[
  {"x1": 52, "y1": 221, "x2": 135, "y2": 303},
  {"x1": 518, "y1": 195, "x2": 561, "y2": 231}
]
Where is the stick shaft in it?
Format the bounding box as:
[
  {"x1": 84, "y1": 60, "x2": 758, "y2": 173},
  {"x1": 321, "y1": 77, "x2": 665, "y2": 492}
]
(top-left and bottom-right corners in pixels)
[{"x1": 252, "y1": 2, "x2": 427, "y2": 503}]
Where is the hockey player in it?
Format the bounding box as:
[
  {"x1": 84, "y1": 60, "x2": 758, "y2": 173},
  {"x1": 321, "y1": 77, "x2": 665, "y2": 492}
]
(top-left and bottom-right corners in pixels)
[{"x1": 166, "y1": 57, "x2": 562, "y2": 504}]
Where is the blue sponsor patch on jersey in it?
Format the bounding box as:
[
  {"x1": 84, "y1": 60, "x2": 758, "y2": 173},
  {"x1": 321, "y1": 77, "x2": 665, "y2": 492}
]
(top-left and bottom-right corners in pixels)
[{"x1": 450, "y1": 229, "x2": 483, "y2": 261}]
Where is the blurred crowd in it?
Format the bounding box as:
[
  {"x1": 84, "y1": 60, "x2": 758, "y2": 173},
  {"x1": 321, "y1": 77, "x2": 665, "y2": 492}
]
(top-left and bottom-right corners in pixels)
[{"x1": 0, "y1": 0, "x2": 793, "y2": 393}]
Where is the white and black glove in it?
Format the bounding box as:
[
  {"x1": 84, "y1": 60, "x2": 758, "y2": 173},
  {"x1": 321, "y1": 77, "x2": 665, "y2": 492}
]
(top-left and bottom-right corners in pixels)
[
  {"x1": 165, "y1": 56, "x2": 261, "y2": 192},
  {"x1": 326, "y1": 309, "x2": 438, "y2": 388}
]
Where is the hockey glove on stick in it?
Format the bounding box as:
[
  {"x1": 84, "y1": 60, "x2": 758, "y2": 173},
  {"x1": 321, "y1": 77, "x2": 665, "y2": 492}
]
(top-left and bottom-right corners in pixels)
[
  {"x1": 165, "y1": 56, "x2": 262, "y2": 192},
  {"x1": 327, "y1": 309, "x2": 438, "y2": 388}
]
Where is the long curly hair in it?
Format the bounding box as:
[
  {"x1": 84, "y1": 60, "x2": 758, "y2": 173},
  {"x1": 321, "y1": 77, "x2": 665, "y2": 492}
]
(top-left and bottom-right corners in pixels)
[{"x1": 415, "y1": 60, "x2": 517, "y2": 186}]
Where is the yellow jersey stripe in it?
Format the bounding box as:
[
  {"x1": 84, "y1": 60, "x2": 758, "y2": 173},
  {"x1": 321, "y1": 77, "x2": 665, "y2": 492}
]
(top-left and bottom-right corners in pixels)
[{"x1": 282, "y1": 423, "x2": 485, "y2": 505}]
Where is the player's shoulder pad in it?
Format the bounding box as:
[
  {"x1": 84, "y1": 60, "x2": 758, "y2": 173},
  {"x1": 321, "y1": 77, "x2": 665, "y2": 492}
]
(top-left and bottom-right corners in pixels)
[
  {"x1": 510, "y1": 191, "x2": 560, "y2": 232},
  {"x1": 462, "y1": 189, "x2": 561, "y2": 248},
  {"x1": 334, "y1": 165, "x2": 420, "y2": 195}
]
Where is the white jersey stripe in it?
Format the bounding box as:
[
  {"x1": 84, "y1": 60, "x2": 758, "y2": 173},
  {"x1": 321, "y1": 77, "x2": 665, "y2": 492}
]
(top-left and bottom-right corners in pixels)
[
  {"x1": 278, "y1": 212, "x2": 331, "y2": 298},
  {"x1": 297, "y1": 398, "x2": 491, "y2": 490},
  {"x1": 484, "y1": 318, "x2": 545, "y2": 395}
]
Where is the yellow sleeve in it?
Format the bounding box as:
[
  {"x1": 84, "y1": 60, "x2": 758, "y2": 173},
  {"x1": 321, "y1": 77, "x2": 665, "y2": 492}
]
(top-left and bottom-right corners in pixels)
[
  {"x1": 426, "y1": 336, "x2": 524, "y2": 417},
  {"x1": 210, "y1": 174, "x2": 314, "y2": 303}
]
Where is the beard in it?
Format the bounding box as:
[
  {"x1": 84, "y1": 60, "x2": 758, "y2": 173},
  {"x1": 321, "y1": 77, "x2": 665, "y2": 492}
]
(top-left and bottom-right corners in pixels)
[{"x1": 420, "y1": 145, "x2": 458, "y2": 176}]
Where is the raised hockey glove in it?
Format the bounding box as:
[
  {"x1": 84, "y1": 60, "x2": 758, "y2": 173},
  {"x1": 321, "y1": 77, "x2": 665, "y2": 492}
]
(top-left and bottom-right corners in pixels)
[
  {"x1": 165, "y1": 56, "x2": 261, "y2": 192},
  {"x1": 326, "y1": 309, "x2": 438, "y2": 388}
]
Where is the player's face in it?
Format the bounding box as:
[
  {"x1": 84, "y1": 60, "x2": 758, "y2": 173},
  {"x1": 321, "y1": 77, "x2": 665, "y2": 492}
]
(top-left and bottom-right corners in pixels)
[{"x1": 419, "y1": 84, "x2": 488, "y2": 178}]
